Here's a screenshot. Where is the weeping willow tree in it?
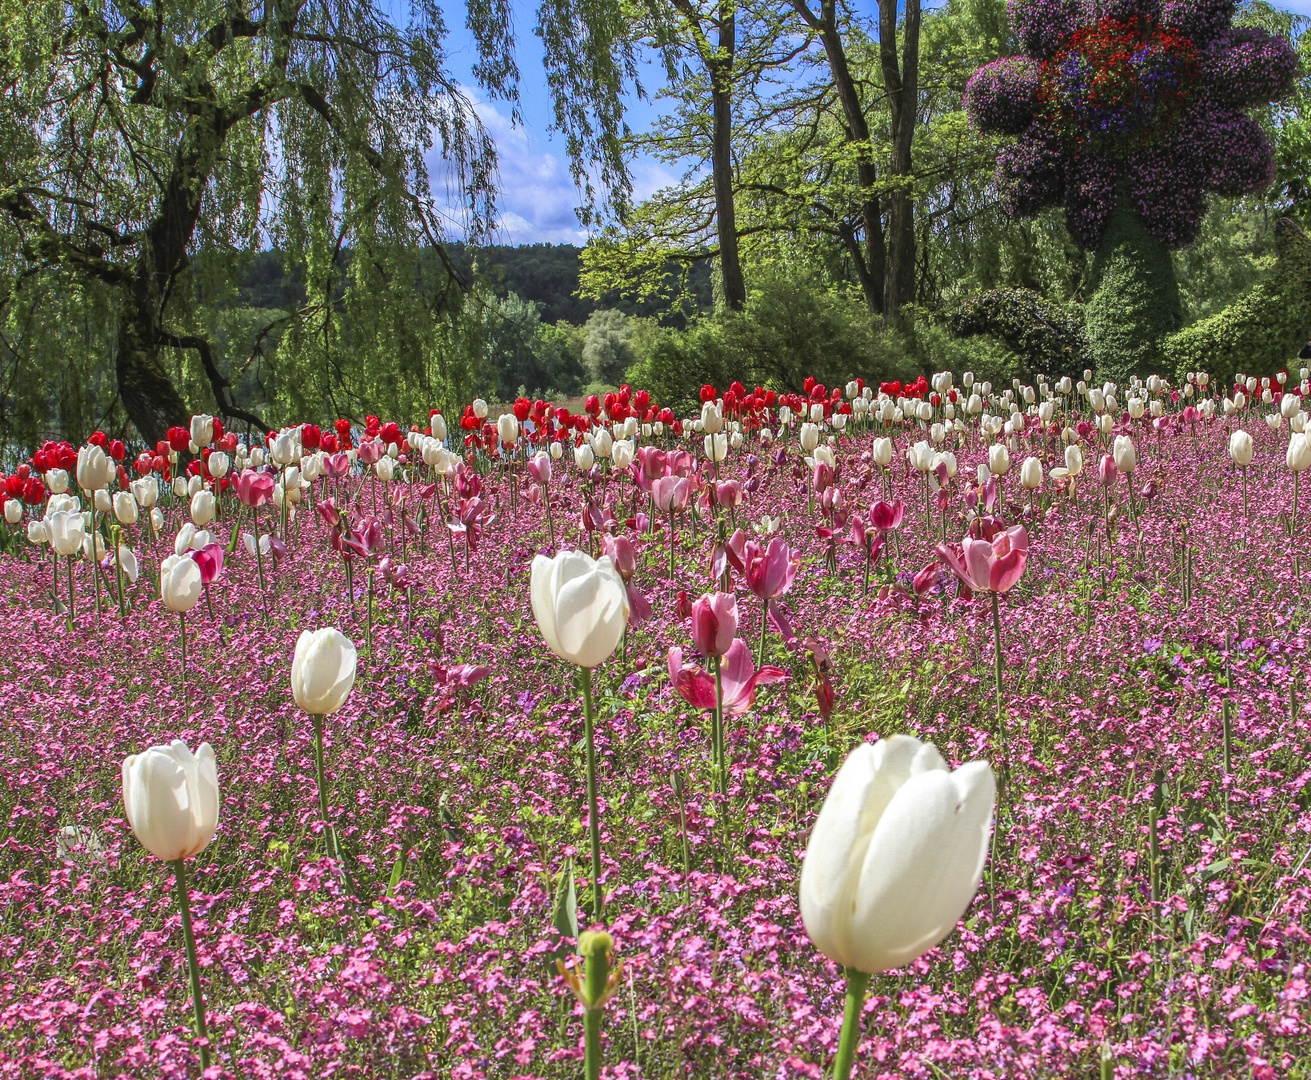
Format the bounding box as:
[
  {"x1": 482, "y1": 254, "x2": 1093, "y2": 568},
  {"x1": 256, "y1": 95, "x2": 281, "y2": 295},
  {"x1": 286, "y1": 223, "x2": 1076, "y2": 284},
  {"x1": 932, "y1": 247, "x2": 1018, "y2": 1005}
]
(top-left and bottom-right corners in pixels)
[{"x1": 0, "y1": 0, "x2": 640, "y2": 447}]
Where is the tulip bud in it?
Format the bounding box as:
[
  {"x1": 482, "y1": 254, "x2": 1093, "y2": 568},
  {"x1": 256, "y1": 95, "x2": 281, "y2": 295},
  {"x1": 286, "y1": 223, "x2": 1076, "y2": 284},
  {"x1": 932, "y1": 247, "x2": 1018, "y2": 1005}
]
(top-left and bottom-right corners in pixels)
[
  {"x1": 45, "y1": 468, "x2": 69, "y2": 494},
  {"x1": 800, "y1": 423, "x2": 820, "y2": 453},
  {"x1": 872, "y1": 438, "x2": 893, "y2": 467},
  {"x1": 574, "y1": 443, "x2": 595, "y2": 472},
  {"x1": 472, "y1": 398, "x2": 489, "y2": 420}
]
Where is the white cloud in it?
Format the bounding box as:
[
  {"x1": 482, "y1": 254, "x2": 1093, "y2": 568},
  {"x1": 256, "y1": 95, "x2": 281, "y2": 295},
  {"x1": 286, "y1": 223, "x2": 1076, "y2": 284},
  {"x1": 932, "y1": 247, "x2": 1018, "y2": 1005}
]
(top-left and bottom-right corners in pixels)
[
  {"x1": 427, "y1": 89, "x2": 588, "y2": 245},
  {"x1": 427, "y1": 88, "x2": 682, "y2": 246}
]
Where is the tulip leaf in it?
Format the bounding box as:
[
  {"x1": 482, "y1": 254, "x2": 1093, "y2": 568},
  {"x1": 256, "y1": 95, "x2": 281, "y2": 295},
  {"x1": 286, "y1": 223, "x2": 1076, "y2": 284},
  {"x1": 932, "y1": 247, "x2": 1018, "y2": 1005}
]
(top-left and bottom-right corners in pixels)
[
  {"x1": 552, "y1": 857, "x2": 578, "y2": 952},
  {"x1": 387, "y1": 850, "x2": 407, "y2": 897}
]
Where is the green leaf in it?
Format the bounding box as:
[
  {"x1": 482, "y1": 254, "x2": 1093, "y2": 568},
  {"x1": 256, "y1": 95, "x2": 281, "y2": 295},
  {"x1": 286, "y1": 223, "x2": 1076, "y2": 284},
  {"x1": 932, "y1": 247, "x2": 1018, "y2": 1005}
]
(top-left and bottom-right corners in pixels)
[
  {"x1": 387, "y1": 850, "x2": 407, "y2": 897},
  {"x1": 552, "y1": 857, "x2": 578, "y2": 953}
]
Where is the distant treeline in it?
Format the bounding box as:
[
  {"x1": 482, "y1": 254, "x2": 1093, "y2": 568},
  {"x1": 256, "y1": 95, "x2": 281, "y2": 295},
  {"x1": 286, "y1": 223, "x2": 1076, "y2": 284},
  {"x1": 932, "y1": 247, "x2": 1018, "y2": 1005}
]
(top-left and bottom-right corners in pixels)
[{"x1": 232, "y1": 244, "x2": 714, "y2": 327}]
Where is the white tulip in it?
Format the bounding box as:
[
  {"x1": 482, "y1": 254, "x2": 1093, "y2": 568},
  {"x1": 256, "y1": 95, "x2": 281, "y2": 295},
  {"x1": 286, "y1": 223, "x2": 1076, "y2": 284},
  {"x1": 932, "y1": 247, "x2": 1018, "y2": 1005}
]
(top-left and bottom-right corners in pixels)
[
  {"x1": 292, "y1": 628, "x2": 358, "y2": 715},
  {"x1": 160, "y1": 553, "x2": 202, "y2": 613},
  {"x1": 872, "y1": 438, "x2": 893, "y2": 467},
  {"x1": 1064, "y1": 444, "x2": 1084, "y2": 477},
  {"x1": 27, "y1": 519, "x2": 48, "y2": 545},
  {"x1": 45, "y1": 468, "x2": 69, "y2": 494},
  {"x1": 1288, "y1": 432, "x2": 1311, "y2": 473},
  {"x1": 122, "y1": 741, "x2": 220, "y2": 863},
  {"x1": 76, "y1": 444, "x2": 112, "y2": 492},
  {"x1": 800, "y1": 423, "x2": 820, "y2": 453},
  {"x1": 498, "y1": 412, "x2": 520, "y2": 448},
  {"x1": 1020, "y1": 456, "x2": 1043, "y2": 490},
  {"x1": 190, "y1": 490, "x2": 216, "y2": 526},
  {"x1": 1113, "y1": 435, "x2": 1136, "y2": 474},
  {"x1": 988, "y1": 443, "x2": 1010, "y2": 477},
  {"x1": 574, "y1": 443, "x2": 595, "y2": 472},
  {"x1": 113, "y1": 491, "x2": 138, "y2": 525},
  {"x1": 530, "y1": 549, "x2": 629, "y2": 668},
  {"x1": 207, "y1": 451, "x2": 230, "y2": 479},
  {"x1": 701, "y1": 402, "x2": 723, "y2": 434},
  {"x1": 472, "y1": 398, "x2": 489, "y2": 420},
  {"x1": 190, "y1": 414, "x2": 215, "y2": 448},
  {"x1": 800, "y1": 735, "x2": 995, "y2": 974},
  {"x1": 611, "y1": 438, "x2": 635, "y2": 470},
  {"x1": 47, "y1": 510, "x2": 86, "y2": 557}
]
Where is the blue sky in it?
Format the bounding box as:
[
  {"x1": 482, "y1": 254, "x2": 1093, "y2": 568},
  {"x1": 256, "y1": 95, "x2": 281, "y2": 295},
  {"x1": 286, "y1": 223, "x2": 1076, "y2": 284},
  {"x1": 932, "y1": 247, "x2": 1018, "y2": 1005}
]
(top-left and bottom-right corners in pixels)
[{"x1": 431, "y1": 0, "x2": 1311, "y2": 246}]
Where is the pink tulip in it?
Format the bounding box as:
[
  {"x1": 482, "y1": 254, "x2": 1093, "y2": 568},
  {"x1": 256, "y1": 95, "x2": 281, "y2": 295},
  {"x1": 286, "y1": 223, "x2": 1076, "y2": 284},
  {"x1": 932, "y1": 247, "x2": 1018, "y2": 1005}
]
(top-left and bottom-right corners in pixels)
[
  {"x1": 743, "y1": 537, "x2": 798, "y2": 601},
  {"x1": 235, "y1": 469, "x2": 275, "y2": 507},
  {"x1": 635, "y1": 446, "x2": 667, "y2": 490},
  {"x1": 935, "y1": 525, "x2": 1028, "y2": 595},
  {"x1": 652, "y1": 475, "x2": 690, "y2": 514},
  {"x1": 601, "y1": 534, "x2": 638, "y2": 579},
  {"x1": 811, "y1": 461, "x2": 834, "y2": 493},
  {"x1": 357, "y1": 438, "x2": 384, "y2": 465},
  {"x1": 1097, "y1": 454, "x2": 1117, "y2": 487},
  {"x1": 431, "y1": 661, "x2": 491, "y2": 688},
  {"x1": 323, "y1": 452, "x2": 350, "y2": 480},
  {"x1": 189, "y1": 543, "x2": 224, "y2": 585},
  {"x1": 691, "y1": 591, "x2": 738, "y2": 657},
  {"x1": 869, "y1": 499, "x2": 905, "y2": 532},
  {"x1": 667, "y1": 638, "x2": 787, "y2": 716},
  {"x1": 527, "y1": 454, "x2": 552, "y2": 487},
  {"x1": 716, "y1": 480, "x2": 743, "y2": 507}
]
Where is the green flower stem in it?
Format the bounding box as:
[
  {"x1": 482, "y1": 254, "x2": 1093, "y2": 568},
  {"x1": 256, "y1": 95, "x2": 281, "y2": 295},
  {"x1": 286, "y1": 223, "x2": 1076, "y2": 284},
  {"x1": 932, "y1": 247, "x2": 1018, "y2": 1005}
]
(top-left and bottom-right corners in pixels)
[
  {"x1": 757, "y1": 599, "x2": 769, "y2": 671},
  {"x1": 92, "y1": 503, "x2": 102, "y2": 614},
  {"x1": 990, "y1": 590, "x2": 1004, "y2": 723},
  {"x1": 712, "y1": 654, "x2": 725, "y2": 797},
  {"x1": 583, "y1": 1006, "x2": 603, "y2": 1080},
  {"x1": 66, "y1": 554, "x2": 75, "y2": 628},
  {"x1": 579, "y1": 666, "x2": 603, "y2": 923},
  {"x1": 311, "y1": 714, "x2": 339, "y2": 860},
  {"x1": 832, "y1": 968, "x2": 871, "y2": 1080},
  {"x1": 171, "y1": 858, "x2": 211, "y2": 1074}
]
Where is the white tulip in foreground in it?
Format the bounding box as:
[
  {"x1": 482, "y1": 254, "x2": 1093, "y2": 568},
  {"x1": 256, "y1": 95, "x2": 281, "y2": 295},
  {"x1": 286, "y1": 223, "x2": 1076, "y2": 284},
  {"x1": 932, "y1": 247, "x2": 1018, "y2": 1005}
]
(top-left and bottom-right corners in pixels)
[
  {"x1": 122, "y1": 740, "x2": 219, "y2": 1070},
  {"x1": 291, "y1": 628, "x2": 358, "y2": 868},
  {"x1": 292, "y1": 628, "x2": 358, "y2": 715},
  {"x1": 800, "y1": 734, "x2": 995, "y2": 1080},
  {"x1": 530, "y1": 549, "x2": 629, "y2": 669},
  {"x1": 122, "y1": 740, "x2": 220, "y2": 863},
  {"x1": 529, "y1": 548, "x2": 631, "y2": 922}
]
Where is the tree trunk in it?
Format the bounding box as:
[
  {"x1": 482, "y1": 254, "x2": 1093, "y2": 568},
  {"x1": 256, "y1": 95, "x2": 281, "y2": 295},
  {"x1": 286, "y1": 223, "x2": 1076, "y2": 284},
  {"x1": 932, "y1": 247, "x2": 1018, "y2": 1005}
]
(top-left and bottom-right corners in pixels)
[
  {"x1": 711, "y1": 3, "x2": 747, "y2": 312},
  {"x1": 879, "y1": 0, "x2": 920, "y2": 327},
  {"x1": 116, "y1": 297, "x2": 189, "y2": 446},
  {"x1": 799, "y1": 0, "x2": 886, "y2": 314}
]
